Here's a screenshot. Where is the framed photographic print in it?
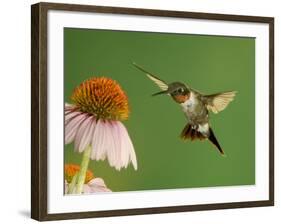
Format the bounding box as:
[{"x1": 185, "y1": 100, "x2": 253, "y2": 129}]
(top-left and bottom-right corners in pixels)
[{"x1": 31, "y1": 2, "x2": 274, "y2": 221}]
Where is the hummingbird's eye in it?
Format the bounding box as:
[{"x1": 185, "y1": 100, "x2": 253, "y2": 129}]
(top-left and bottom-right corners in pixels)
[{"x1": 178, "y1": 88, "x2": 184, "y2": 94}]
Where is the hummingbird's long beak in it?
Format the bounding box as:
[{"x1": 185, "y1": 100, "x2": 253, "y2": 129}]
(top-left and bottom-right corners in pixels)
[{"x1": 152, "y1": 90, "x2": 168, "y2": 96}]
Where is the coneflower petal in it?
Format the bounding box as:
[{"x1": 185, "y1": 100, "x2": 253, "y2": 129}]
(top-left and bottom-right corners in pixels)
[
  {"x1": 118, "y1": 122, "x2": 138, "y2": 170},
  {"x1": 106, "y1": 122, "x2": 119, "y2": 170},
  {"x1": 129, "y1": 144, "x2": 138, "y2": 170},
  {"x1": 77, "y1": 117, "x2": 96, "y2": 152},
  {"x1": 74, "y1": 116, "x2": 92, "y2": 152},
  {"x1": 65, "y1": 113, "x2": 87, "y2": 144},
  {"x1": 65, "y1": 177, "x2": 111, "y2": 194},
  {"x1": 111, "y1": 122, "x2": 123, "y2": 169},
  {"x1": 83, "y1": 185, "x2": 92, "y2": 193},
  {"x1": 65, "y1": 111, "x2": 82, "y2": 125},
  {"x1": 64, "y1": 180, "x2": 68, "y2": 194},
  {"x1": 65, "y1": 103, "x2": 76, "y2": 110},
  {"x1": 87, "y1": 178, "x2": 112, "y2": 192},
  {"x1": 114, "y1": 121, "x2": 129, "y2": 169},
  {"x1": 104, "y1": 122, "x2": 118, "y2": 169},
  {"x1": 91, "y1": 120, "x2": 107, "y2": 161}
]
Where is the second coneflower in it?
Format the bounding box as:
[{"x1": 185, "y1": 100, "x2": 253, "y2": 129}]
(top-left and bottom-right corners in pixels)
[
  {"x1": 64, "y1": 164, "x2": 111, "y2": 194},
  {"x1": 65, "y1": 77, "x2": 137, "y2": 194}
]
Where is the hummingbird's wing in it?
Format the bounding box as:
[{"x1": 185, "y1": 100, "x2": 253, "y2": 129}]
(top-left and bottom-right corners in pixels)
[
  {"x1": 133, "y1": 63, "x2": 168, "y2": 91},
  {"x1": 146, "y1": 73, "x2": 169, "y2": 91},
  {"x1": 202, "y1": 91, "x2": 237, "y2": 114}
]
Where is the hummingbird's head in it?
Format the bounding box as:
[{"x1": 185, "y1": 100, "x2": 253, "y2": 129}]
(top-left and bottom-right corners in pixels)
[
  {"x1": 152, "y1": 82, "x2": 190, "y2": 103},
  {"x1": 168, "y1": 82, "x2": 190, "y2": 104}
]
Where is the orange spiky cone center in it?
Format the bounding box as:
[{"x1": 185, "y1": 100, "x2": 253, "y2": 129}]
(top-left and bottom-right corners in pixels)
[
  {"x1": 71, "y1": 77, "x2": 129, "y2": 121},
  {"x1": 64, "y1": 164, "x2": 94, "y2": 184}
]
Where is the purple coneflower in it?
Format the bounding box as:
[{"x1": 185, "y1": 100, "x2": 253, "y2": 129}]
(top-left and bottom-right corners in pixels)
[
  {"x1": 65, "y1": 77, "x2": 137, "y2": 193},
  {"x1": 64, "y1": 164, "x2": 111, "y2": 194}
]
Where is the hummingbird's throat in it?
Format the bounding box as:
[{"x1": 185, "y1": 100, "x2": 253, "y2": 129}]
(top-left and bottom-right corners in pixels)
[{"x1": 173, "y1": 94, "x2": 190, "y2": 103}]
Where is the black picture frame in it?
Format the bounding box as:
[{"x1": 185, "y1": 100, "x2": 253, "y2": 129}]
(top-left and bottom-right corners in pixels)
[{"x1": 31, "y1": 2, "x2": 274, "y2": 221}]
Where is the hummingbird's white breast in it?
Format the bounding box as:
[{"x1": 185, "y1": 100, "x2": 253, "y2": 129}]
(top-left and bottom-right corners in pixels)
[
  {"x1": 180, "y1": 92, "x2": 198, "y2": 115},
  {"x1": 180, "y1": 92, "x2": 209, "y2": 132}
]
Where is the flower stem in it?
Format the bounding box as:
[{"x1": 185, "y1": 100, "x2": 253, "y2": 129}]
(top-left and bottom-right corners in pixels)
[
  {"x1": 67, "y1": 172, "x2": 78, "y2": 194},
  {"x1": 75, "y1": 145, "x2": 91, "y2": 194}
]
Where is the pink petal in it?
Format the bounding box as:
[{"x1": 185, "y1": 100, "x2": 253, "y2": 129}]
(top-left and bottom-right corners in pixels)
[
  {"x1": 105, "y1": 122, "x2": 122, "y2": 170},
  {"x1": 65, "y1": 111, "x2": 82, "y2": 125},
  {"x1": 110, "y1": 121, "x2": 125, "y2": 170},
  {"x1": 65, "y1": 103, "x2": 75, "y2": 110},
  {"x1": 87, "y1": 178, "x2": 112, "y2": 193},
  {"x1": 90, "y1": 187, "x2": 112, "y2": 193},
  {"x1": 118, "y1": 122, "x2": 131, "y2": 168},
  {"x1": 74, "y1": 116, "x2": 93, "y2": 152},
  {"x1": 64, "y1": 180, "x2": 69, "y2": 194},
  {"x1": 88, "y1": 177, "x2": 106, "y2": 187},
  {"x1": 91, "y1": 120, "x2": 106, "y2": 160},
  {"x1": 65, "y1": 113, "x2": 87, "y2": 144},
  {"x1": 82, "y1": 184, "x2": 92, "y2": 193},
  {"x1": 90, "y1": 120, "x2": 137, "y2": 171},
  {"x1": 118, "y1": 122, "x2": 138, "y2": 170},
  {"x1": 77, "y1": 117, "x2": 96, "y2": 152},
  {"x1": 65, "y1": 103, "x2": 77, "y2": 115}
]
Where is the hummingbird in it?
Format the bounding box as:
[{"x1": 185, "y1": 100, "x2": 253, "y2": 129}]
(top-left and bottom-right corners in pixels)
[{"x1": 133, "y1": 63, "x2": 237, "y2": 155}]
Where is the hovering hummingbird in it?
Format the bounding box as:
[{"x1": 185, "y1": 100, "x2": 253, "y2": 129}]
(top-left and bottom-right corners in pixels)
[{"x1": 133, "y1": 63, "x2": 237, "y2": 155}]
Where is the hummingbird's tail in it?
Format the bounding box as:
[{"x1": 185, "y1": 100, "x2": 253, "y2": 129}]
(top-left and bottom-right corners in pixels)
[
  {"x1": 180, "y1": 124, "x2": 225, "y2": 155},
  {"x1": 208, "y1": 128, "x2": 225, "y2": 155},
  {"x1": 181, "y1": 123, "x2": 205, "y2": 141}
]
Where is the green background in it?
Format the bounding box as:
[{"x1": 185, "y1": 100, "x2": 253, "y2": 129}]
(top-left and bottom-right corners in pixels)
[{"x1": 64, "y1": 28, "x2": 255, "y2": 192}]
